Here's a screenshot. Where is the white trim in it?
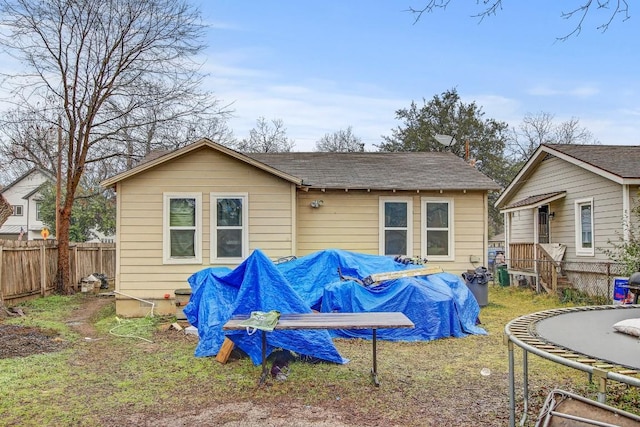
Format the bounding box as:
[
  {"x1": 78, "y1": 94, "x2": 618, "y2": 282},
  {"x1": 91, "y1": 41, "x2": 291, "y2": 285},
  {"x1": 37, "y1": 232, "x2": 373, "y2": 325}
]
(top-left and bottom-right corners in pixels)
[
  {"x1": 378, "y1": 197, "x2": 413, "y2": 256},
  {"x1": 574, "y1": 197, "x2": 595, "y2": 257},
  {"x1": 163, "y1": 192, "x2": 202, "y2": 264},
  {"x1": 210, "y1": 192, "x2": 249, "y2": 264},
  {"x1": 623, "y1": 184, "x2": 630, "y2": 242},
  {"x1": 421, "y1": 197, "x2": 454, "y2": 261}
]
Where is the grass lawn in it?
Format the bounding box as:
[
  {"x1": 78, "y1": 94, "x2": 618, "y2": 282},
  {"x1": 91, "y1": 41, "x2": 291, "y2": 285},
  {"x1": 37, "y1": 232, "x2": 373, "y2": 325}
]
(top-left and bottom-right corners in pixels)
[{"x1": 0, "y1": 284, "x2": 638, "y2": 426}]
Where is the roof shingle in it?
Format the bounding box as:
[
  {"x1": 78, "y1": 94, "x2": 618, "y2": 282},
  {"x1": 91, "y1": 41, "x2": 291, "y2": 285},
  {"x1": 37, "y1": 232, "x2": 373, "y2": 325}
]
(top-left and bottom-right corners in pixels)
[
  {"x1": 546, "y1": 144, "x2": 640, "y2": 179},
  {"x1": 248, "y1": 151, "x2": 500, "y2": 191}
]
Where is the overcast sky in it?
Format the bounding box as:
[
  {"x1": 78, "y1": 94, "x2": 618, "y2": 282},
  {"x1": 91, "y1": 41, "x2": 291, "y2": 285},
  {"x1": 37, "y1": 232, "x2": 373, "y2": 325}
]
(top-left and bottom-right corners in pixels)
[{"x1": 194, "y1": 1, "x2": 640, "y2": 151}]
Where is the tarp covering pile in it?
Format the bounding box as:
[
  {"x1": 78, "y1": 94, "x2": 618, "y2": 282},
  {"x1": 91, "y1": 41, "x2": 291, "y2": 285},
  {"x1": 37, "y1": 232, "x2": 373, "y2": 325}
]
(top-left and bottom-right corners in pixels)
[{"x1": 184, "y1": 249, "x2": 486, "y2": 366}]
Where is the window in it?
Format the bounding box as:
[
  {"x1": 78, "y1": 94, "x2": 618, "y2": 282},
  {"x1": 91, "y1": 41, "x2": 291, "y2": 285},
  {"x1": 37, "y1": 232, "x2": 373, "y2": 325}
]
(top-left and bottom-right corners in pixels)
[
  {"x1": 575, "y1": 198, "x2": 594, "y2": 256},
  {"x1": 163, "y1": 193, "x2": 202, "y2": 264},
  {"x1": 36, "y1": 202, "x2": 42, "y2": 221},
  {"x1": 421, "y1": 198, "x2": 454, "y2": 260},
  {"x1": 379, "y1": 198, "x2": 412, "y2": 256},
  {"x1": 12, "y1": 205, "x2": 23, "y2": 216},
  {"x1": 211, "y1": 193, "x2": 248, "y2": 263}
]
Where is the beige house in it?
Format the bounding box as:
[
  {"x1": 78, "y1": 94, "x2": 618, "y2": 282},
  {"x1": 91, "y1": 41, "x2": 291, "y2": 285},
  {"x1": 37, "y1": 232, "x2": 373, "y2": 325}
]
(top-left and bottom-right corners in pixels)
[
  {"x1": 495, "y1": 144, "x2": 640, "y2": 296},
  {"x1": 101, "y1": 138, "x2": 500, "y2": 316}
]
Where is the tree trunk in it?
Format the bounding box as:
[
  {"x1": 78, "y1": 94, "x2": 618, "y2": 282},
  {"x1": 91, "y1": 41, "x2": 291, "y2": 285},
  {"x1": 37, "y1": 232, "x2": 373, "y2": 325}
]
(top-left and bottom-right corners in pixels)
[{"x1": 55, "y1": 197, "x2": 74, "y2": 294}]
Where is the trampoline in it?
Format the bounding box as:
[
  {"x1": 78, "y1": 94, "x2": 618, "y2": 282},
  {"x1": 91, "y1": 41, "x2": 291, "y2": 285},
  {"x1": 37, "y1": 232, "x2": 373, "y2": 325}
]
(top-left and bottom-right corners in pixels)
[{"x1": 505, "y1": 304, "x2": 640, "y2": 427}]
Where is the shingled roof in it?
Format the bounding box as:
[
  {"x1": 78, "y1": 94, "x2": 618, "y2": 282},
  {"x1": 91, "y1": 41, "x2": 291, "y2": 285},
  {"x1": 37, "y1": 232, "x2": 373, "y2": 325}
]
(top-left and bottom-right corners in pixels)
[
  {"x1": 248, "y1": 151, "x2": 500, "y2": 191},
  {"x1": 546, "y1": 144, "x2": 640, "y2": 179}
]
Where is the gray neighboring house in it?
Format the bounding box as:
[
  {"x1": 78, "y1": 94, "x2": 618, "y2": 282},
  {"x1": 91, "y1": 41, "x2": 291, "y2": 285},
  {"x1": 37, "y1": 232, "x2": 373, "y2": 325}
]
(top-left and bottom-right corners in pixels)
[{"x1": 495, "y1": 144, "x2": 640, "y2": 296}]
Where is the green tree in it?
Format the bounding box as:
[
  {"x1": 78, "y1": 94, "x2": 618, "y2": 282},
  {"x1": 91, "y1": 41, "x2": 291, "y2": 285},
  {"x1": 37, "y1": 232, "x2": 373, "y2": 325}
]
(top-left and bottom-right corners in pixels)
[
  {"x1": 379, "y1": 88, "x2": 511, "y2": 236},
  {"x1": 38, "y1": 182, "x2": 115, "y2": 243},
  {"x1": 0, "y1": 0, "x2": 213, "y2": 293}
]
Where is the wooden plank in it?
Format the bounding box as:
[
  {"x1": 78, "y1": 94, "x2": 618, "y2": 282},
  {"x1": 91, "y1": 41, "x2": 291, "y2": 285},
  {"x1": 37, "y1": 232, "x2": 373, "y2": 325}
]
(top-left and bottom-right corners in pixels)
[
  {"x1": 363, "y1": 266, "x2": 443, "y2": 285},
  {"x1": 215, "y1": 338, "x2": 235, "y2": 364}
]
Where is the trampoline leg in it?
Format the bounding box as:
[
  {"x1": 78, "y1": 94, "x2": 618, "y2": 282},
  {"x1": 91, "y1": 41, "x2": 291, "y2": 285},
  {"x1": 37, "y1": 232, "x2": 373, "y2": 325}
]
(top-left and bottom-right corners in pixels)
[
  {"x1": 593, "y1": 368, "x2": 607, "y2": 403},
  {"x1": 507, "y1": 339, "x2": 516, "y2": 427},
  {"x1": 520, "y1": 350, "x2": 528, "y2": 427}
]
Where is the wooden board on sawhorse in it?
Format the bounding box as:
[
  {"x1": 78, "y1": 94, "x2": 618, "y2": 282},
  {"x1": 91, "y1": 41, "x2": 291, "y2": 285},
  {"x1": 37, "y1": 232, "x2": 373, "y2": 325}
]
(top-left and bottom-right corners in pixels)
[{"x1": 363, "y1": 266, "x2": 443, "y2": 286}]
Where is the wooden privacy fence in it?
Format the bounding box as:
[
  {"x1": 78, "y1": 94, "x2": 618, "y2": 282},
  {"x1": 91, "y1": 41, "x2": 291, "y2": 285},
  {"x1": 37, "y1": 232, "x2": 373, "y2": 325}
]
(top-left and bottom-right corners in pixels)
[{"x1": 0, "y1": 240, "x2": 116, "y2": 306}]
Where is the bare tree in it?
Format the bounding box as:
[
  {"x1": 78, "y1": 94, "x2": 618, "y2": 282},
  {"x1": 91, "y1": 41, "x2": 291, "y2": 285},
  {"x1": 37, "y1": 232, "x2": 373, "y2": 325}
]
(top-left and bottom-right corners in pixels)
[
  {"x1": 315, "y1": 126, "x2": 365, "y2": 152},
  {"x1": 235, "y1": 117, "x2": 295, "y2": 153},
  {"x1": 0, "y1": 0, "x2": 216, "y2": 293},
  {"x1": 508, "y1": 112, "x2": 599, "y2": 162},
  {"x1": 408, "y1": 1, "x2": 630, "y2": 39},
  {"x1": 0, "y1": 194, "x2": 11, "y2": 227}
]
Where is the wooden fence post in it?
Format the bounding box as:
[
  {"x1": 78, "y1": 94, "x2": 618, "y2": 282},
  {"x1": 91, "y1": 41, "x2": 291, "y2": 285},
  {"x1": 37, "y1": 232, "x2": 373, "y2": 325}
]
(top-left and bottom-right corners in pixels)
[
  {"x1": 99, "y1": 245, "x2": 103, "y2": 274},
  {"x1": 40, "y1": 244, "x2": 46, "y2": 296},
  {"x1": 74, "y1": 245, "x2": 79, "y2": 290}
]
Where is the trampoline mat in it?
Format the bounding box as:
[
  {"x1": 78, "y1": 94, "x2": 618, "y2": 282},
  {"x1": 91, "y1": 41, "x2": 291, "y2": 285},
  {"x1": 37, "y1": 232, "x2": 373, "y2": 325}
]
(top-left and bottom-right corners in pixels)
[{"x1": 535, "y1": 307, "x2": 640, "y2": 370}]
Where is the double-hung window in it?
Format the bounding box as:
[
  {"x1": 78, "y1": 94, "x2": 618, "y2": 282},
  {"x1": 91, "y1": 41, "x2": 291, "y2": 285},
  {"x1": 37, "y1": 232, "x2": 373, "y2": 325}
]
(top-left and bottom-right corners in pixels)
[
  {"x1": 211, "y1": 193, "x2": 248, "y2": 263},
  {"x1": 163, "y1": 193, "x2": 202, "y2": 264},
  {"x1": 575, "y1": 198, "x2": 594, "y2": 256},
  {"x1": 422, "y1": 198, "x2": 454, "y2": 260},
  {"x1": 379, "y1": 197, "x2": 412, "y2": 256},
  {"x1": 12, "y1": 205, "x2": 23, "y2": 216}
]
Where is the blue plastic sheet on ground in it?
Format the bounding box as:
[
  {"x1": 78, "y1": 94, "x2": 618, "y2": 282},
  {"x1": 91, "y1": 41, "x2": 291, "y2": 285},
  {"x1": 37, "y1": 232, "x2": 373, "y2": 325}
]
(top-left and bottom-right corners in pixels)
[{"x1": 184, "y1": 249, "x2": 486, "y2": 366}]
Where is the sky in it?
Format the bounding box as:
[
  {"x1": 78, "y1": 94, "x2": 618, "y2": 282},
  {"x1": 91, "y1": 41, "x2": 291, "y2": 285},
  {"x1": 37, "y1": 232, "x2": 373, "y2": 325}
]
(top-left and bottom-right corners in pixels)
[{"x1": 191, "y1": 1, "x2": 640, "y2": 151}]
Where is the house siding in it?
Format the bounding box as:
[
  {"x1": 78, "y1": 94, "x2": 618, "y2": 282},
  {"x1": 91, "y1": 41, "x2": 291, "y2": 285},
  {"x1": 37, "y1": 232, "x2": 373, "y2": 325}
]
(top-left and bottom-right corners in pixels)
[
  {"x1": 507, "y1": 155, "x2": 624, "y2": 263},
  {"x1": 115, "y1": 147, "x2": 295, "y2": 316},
  {"x1": 296, "y1": 190, "x2": 488, "y2": 275}
]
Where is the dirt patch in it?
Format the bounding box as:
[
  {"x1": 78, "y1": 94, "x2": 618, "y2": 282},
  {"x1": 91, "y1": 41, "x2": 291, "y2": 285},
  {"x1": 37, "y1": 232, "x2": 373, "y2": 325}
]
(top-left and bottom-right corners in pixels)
[
  {"x1": 0, "y1": 294, "x2": 112, "y2": 359},
  {"x1": 0, "y1": 324, "x2": 68, "y2": 358}
]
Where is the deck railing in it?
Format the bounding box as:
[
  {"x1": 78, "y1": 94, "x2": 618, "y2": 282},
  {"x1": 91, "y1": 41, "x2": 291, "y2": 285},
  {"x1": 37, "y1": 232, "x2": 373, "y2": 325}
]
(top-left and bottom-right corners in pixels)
[{"x1": 507, "y1": 242, "x2": 627, "y2": 301}]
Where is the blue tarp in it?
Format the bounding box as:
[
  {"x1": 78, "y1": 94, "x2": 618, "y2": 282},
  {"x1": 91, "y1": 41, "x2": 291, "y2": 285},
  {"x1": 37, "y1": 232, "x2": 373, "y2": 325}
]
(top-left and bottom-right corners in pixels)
[{"x1": 184, "y1": 249, "x2": 486, "y2": 366}]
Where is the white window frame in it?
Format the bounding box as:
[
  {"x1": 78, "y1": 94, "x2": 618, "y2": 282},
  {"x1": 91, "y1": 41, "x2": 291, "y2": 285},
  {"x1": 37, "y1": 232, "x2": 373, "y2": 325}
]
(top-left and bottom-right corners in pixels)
[
  {"x1": 35, "y1": 202, "x2": 42, "y2": 221},
  {"x1": 12, "y1": 205, "x2": 23, "y2": 216},
  {"x1": 210, "y1": 193, "x2": 249, "y2": 264},
  {"x1": 575, "y1": 197, "x2": 594, "y2": 256},
  {"x1": 163, "y1": 192, "x2": 202, "y2": 265},
  {"x1": 421, "y1": 198, "x2": 454, "y2": 261},
  {"x1": 379, "y1": 197, "x2": 413, "y2": 256}
]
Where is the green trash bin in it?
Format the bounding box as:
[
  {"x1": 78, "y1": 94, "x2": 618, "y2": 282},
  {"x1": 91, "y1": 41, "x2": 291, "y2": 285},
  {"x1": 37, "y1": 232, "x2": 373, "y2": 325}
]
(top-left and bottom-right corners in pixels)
[{"x1": 496, "y1": 265, "x2": 510, "y2": 287}]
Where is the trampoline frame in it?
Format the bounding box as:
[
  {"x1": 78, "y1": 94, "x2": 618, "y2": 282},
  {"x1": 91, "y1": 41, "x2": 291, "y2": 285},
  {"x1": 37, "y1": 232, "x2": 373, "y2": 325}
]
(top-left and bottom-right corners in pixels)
[{"x1": 504, "y1": 304, "x2": 640, "y2": 427}]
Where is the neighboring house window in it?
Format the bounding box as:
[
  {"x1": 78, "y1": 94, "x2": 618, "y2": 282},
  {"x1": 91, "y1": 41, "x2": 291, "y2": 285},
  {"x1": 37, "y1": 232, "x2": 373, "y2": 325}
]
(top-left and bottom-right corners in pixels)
[
  {"x1": 575, "y1": 197, "x2": 594, "y2": 256},
  {"x1": 210, "y1": 193, "x2": 248, "y2": 263},
  {"x1": 36, "y1": 202, "x2": 42, "y2": 221},
  {"x1": 379, "y1": 197, "x2": 412, "y2": 256},
  {"x1": 421, "y1": 198, "x2": 454, "y2": 260},
  {"x1": 12, "y1": 205, "x2": 23, "y2": 216},
  {"x1": 163, "y1": 193, "x2": 202, "y2": 264}
]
